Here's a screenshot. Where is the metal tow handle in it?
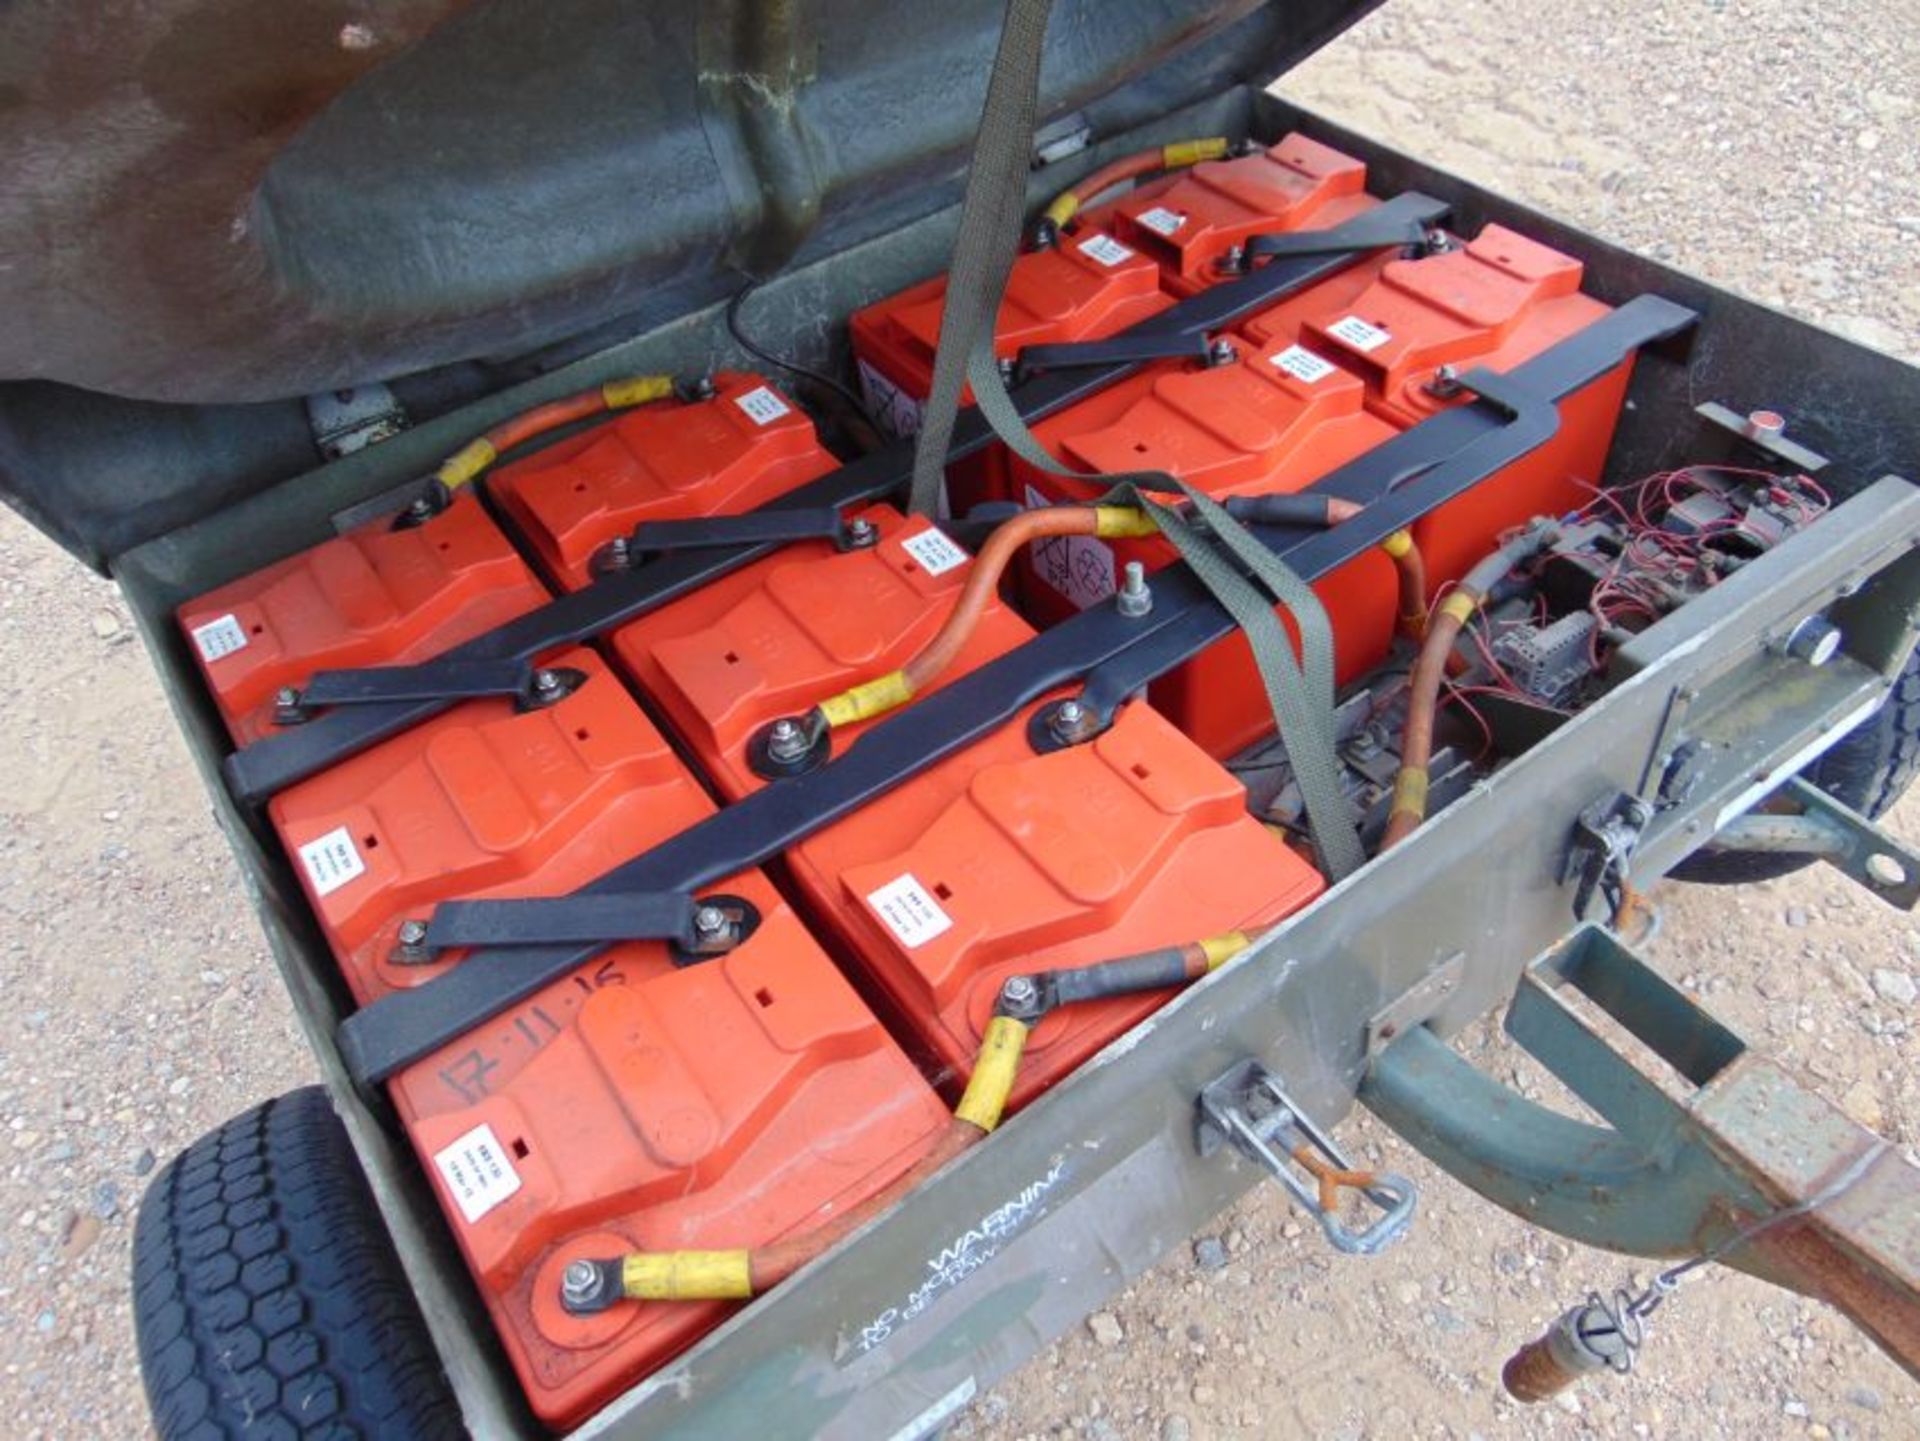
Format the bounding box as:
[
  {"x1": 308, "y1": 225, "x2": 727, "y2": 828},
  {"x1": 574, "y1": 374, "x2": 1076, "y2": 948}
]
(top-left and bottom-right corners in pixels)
[{"x1": 1196, "y1": 1061, "x2": 1417, "y2": 1257}]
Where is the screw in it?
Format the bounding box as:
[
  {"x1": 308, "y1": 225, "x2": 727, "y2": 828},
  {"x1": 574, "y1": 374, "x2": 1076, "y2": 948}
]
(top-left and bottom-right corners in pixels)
[
  {"x1": 1426, "y1": 364, "x2": 1463, "y2": 399},
  {"x1": 275, "y1": 686, "x2": 301, "y2": 709},
  {"x1": 1056, "y1": 700, "x2": 1084, "y2": 727},
  {"x1": 998, "y1": 357, "x2": 1018, "y2": 385},
  {"x1": 1207, "y1": 337, "x2": 1238, "y2": 367},
  {"x1": 690, "y1": 376, "x2": 717, "y2": 400},
  {"x1": 1422, "y1": 228, "x2": 1452, "y2": 254},
  {"x1": 397, "y1": 919, "x2": 429, "y2": 947},
  {"x1": 767, "y1": 717, "x2": 810, "y2": 762},
  {"x1": 694, "y1": 904, "x2": 729, "y2": 938},
  {"x1": 1001, "y1": 975, "x2": 1038, "y2": 1008},
  {"x1": 561, "y1": 1259, "x2": 607, "y2": 1310},
  {"x1": 533, "y1": 669, "x2": 562, "y2": 695},
  {"x1": 1215, "y1": 244, "x2": 1247, "y2": 274},
  {"x1": 1116, "y1": 560, "x2": 1152, "y2": 617},
  {"x1": 605, "y1": 535, "x2": 631, "y2": 566},
  {"x1": 846, "y1": 517, "x2": 877, "y2": 548},
  {"x1": 1867, "y1": 853, "x2": 1908, "y2": 889},
  {"x1": 406, "y1": 495, "x2": 436, "y2": 521}
]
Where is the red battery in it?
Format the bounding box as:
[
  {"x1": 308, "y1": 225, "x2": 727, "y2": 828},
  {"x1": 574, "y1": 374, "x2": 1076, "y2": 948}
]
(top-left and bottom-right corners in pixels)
[
  {"x1": 1106, "y1": 133, "x2": 1376, "y2": 294},
  {"x1": 615, "y1": 509, "x2": 1323, "y2": 1108},
  {"x1": 848, "y1": 227, "x2": 1174, "y2": 511},
  {"x1": 1293, "y1": 223, "x2": 1632, "y2": 584},
  {"x1": 272, "y1": 646, "x2": 950, "y2": 1429},
  {"x1": 486, "y1": 372, "x2": 841, "y2": 590},
  {"x1": 1007, "y1": 329, "x2": 1404, "y2": 758},
  {"x1": 269, "y1": 648, "x2": 711, "y2": 1006},
  {"x1": 608, "y1": 502, "x2": 1032, "y2": 797},
  {"x1": 176, "y1": 489, "x2": 549, "y2": 746}
]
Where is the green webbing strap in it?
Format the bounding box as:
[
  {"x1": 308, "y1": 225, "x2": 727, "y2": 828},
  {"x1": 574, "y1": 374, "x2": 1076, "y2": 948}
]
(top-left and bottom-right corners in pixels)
[
  {"x1": 905, "y1": 0, "x2": 1364, "y2": 879},
  {"x1": 905, "y1": 0, "x2": 1052, "y2": 520}
]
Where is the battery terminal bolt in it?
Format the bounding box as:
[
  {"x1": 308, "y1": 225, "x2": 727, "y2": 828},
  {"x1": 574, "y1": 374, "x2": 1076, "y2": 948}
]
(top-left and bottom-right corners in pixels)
[
  {"x1": 1116, "y1": 561, "x2": 1153, "y2": 617},
  {"x1": 767, "y1": 717, "x2": 810, "y2": 763},
  {"x1": 845, "y1": 516, "x2": 878, "y2": 549},
  {"x1": 561, "y1": 1259, "x2": 612, "y2": 1314},
  {"x1": 1425, "y1": 364, "x2": 1464, "y2": 399},
  {"x1": 1049, "y1": 698, "x2": 1101, "y2": 745},
  {"x1": 1206, "y1": 337, "x2": 1238, "y2": 368}
]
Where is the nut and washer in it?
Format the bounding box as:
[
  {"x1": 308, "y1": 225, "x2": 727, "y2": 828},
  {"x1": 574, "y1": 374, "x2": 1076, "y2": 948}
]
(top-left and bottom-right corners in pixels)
[
  {"x1": 693, "y1": 905, "x2": 729, "y2": 939},
  {"x1": 561, "y1": 1259, "x2": 611, "y2": 1312},
  {"x1": 397, "y1": 919, "x2": 429, "y2": 947},
  {"x1": 1000, "y1": 974, "x2": 1039, "y2": 1009},
  {"x1": 845, "y1": 517, "x2": 878, "y2": 548},
  {"x1": 767, "y1": 717, "x2": 810, "y2": 762}
]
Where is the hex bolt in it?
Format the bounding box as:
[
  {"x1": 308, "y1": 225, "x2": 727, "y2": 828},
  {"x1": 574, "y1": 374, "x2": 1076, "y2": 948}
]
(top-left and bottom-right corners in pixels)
[
  {"x1": 767, "y1": 717, "x2": 810, "y2": 762},
  {"x1": 604, "y1": 535, "x2": 631, "y2": 567},
  {"x1": 1055, "y1": 699, "x2": 1085, "y2": 729},
  {"x1": 846, "y1": 517, "x2": 877, "y2": 548},
  {"x1": 1866, "y1": 853, "x2": 1908, "y2": 889},
  {"x1": 1426, "y1": 364, "x2": 1464, "y2": 399},
  {"x1": 690, "y1": 376, "x2": 717, "y2": 400},
  {"x1": 397, "y1": 919, "x2": 429, "y2": 947},
  {"x1": 275, "y1": 686, "x2": 302, "y2": 709},
  {"x1": 533, "y1": 668, "x2": 563, "y2": 696},
  {"x1": 561, "y1": 1259, "x2": 608, "y2": 1312},
  {"x1": 406, "y1": 495, "x2": 437, "y2": 522},
  {"x1": 693, "y1": 904, "x2": 729, "y2": 938},
  {"x1": 1215, "y1": 244, "x2": 1247, "y2": 274},
  {"x1": 1783, "y1": 614, "x2": 1843, "y2": 667},
  {"x1": 1207, "y1": 337, "x2": 1238, "y2": 367},
  {"x1": 1116, "y1": 560, "x2": 1153, "y2": 617},
  {"x1": 1000, "y1": 974, "x2": 1038, "y2": 1009}
]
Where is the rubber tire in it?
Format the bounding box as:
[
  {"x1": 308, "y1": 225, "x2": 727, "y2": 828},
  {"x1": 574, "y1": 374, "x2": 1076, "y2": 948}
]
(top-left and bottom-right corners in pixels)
[
  {"x1": 1672, "y1": 644, "x2": 1920, "y2": 885},
  {"x1": 133, "y1": 1088, "x2": 464, "y2": 1440}
]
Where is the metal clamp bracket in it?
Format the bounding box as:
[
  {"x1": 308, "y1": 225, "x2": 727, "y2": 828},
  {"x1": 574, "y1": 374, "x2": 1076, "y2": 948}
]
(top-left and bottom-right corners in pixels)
[
  {"x1": 1195, "y1": 1060, "x2": 1417, "y2": 1256},
  {"x1": 589, "y1": 507, "x2": 879, "y2": 577},
  {"x1": 1239, "y1": 210, "x2": 1446, "y2": 267},
  {"x1": 1012, "y1": 332, "x2": 1213, "y2": 383},
  {"x1": 275, "y1": 661, "x2": 583, "y2": 725},
  {"x1": 393, "y1": 892, "x2": 756, "y2": 967},
  {"x1": 1560, "y1": 792, "x2": 1653, "y2": 920}
]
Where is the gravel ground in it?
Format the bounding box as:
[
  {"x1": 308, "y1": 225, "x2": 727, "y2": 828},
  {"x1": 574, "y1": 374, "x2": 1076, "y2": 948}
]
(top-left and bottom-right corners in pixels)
[{"x1": 0, "y1": 2, "x2": 1915, "y2": 1438}]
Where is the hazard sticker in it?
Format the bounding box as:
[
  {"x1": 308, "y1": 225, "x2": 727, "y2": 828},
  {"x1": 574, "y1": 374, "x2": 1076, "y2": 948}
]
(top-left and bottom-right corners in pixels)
[
  {"x1": 1076, "y1": 234, "x2": 1135, "y2": 269},
  {"x1": 1327, "y1": 315, "x2": 1392, "y2": 352},
  {"x1": 866, "y1": 874, "x2": 953, "y2": 949},
  {"x1": 901, "y1": 527, "x2": 970, "y2": 577},
  {"x1": 734, "y1": 385, "x2": 793, "y2": 426},
  {"x1": 190, "y1": 613, "x2": 249, "y2": 663},
  {"x1": 1272, "y1": 345, "x2": 1339, "y2": 384},
  {"x1": 432, "y1": 1123, "x2": 522, "y2": 1224},
  {"x1": 857, "y1": 358, "x2": 927, "y2": 439},
  {"x1": 1135, "y1": 206, "x2": 1186, "y2": 238},
  {"x1": 296, "y1": 826, "x2": 366, "y2": 897}
]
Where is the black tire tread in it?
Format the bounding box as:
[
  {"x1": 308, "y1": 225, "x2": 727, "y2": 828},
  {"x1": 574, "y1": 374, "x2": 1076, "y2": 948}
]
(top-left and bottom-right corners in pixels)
[
  {"x1": 133, "y1": 1087, "x2": 463, "y2": 1440},
  {"x1": 1673, "y1": 644, "x2": 1920, "y2": 886}
]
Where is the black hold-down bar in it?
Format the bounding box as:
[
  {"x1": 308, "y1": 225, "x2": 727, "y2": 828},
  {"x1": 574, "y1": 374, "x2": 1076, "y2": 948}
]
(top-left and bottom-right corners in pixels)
[
  {"x1": 416, "y1": 893, "x2": 701, "y2": 953},
  {"x1": 338, "y1": 294, "x2": 1697, "y2": 1084},
  {"x1": 222, "y1": 192, "x2": 1452, "y2": 804},
  {"x1": 1013, "y1": 331, "x2": 1213, "y2": 382}
]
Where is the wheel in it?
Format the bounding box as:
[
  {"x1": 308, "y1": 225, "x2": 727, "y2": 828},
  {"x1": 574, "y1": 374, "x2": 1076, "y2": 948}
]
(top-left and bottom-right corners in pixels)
[
  {"x1": 133, "y1": 1087, "x2": 464, "y2": 1440},
  {"x1": 1672, "y1": 644, "x2": 1920, "y2": 885}
]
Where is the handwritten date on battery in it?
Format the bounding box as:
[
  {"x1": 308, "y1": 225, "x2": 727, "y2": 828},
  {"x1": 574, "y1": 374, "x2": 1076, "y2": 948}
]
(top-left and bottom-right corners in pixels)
[{"x1": 437, "y1": 958, "x2": 628, "y2": 1104}]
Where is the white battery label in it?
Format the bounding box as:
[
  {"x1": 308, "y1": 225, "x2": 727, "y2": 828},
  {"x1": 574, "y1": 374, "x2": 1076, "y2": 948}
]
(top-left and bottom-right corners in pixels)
[
  {"x1": 866, "y1": 873, "x2": 954, "y2": 949},
  {"x1": 1327, "y1": 315, "x2": 1392, "y2": 352},
  {"x1": 296, "y1": 825, "x2": 366, "y2": 897},
  {"x1": 1135, "y1": 205, "x2": 1186, "y2": 237},
  {"x1": 1024, "y1": 483, "x2": 1115, "y2": 609},
  {"x1": 1271, "y1": 345, "x2": 1339, "y2": 384},
  {"x1": 190, "y1": 613, "x2": 249, "y2": 662},
  {"x1": 901, "y1": 526, "x2": 970, "y2": 577},
  {"x1": 1076, "y1": 233, "x2": 1135, "y2": 268},
  {"x1": 432, "y1": 1123, "x2": 522, "y2": 1224},
  {"x1": 734, "y1": 385, "x2": 793, "y2": 425}
]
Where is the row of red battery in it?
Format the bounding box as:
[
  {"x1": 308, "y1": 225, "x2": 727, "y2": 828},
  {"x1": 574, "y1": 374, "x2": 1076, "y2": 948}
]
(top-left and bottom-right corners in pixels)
[
  {"x1": 175, "y1": 373, "x2": 1319, "y2": 1427},
  {"x1": 854, "y1": 132, "x2": 1629, "y2": 753},
  {"x1": 170, "y1": 132, "x2": 1636, "y2": 1428}
]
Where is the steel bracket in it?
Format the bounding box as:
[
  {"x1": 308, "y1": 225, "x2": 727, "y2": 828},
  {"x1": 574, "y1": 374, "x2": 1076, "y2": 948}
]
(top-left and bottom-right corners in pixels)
[
  {"x1": 1559, "y1": 792, "x2": 1653, "y2": 920},
  {"x1": 1717, "y1": 775, "x2": 1920, "y2": 909},
  {"x1": 1364, "y1": 924, "x2": 1920, "y2": 1380},
  {"x1": 274, "y1": 660, "x2": 582, "y2": 724},
  {"x1": 1195, "y1": 1060, "x2": 1416, "y2": 1257},
  {"x1": 589, "y1": 506, "x2": 880, "y2": 577}
]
